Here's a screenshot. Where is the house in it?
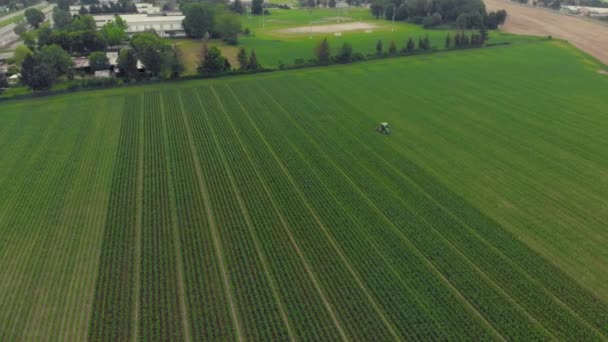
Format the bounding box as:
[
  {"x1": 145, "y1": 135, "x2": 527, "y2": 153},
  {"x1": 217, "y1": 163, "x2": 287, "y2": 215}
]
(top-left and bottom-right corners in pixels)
[
  {"x1": 561, "y1": 5, "x2": 608, "y2": 17},
  {"x1": 135, "y1": 3, "x2": 161, "y2": 14},
  {"x1": 93, "y1": 13, "x2": 186, "y2": 37}
]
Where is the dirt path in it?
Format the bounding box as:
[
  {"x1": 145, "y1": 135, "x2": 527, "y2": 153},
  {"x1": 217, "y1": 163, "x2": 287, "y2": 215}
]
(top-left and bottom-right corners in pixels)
[
  {"x1": 484, "y1": 0, "x2": 608, "y2": 64},
  {"x1": 279, "y1": 22, "x2": 377, "y2": 34}
]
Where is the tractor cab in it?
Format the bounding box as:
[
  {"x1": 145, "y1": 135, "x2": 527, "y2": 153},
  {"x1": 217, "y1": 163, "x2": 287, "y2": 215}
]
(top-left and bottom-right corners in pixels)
[{"x1": 377, "y1": 122, "x2": 390, "y2": 135}]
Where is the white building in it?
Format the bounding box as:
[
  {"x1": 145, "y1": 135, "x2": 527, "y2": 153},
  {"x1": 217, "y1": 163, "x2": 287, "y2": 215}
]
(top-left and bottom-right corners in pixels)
[
  {"x1": 93, "y1": 14, "x2": 185, "y2": 37},
  {"x1": 135, "y1": 3, "x2": 161, "y2": 14}
]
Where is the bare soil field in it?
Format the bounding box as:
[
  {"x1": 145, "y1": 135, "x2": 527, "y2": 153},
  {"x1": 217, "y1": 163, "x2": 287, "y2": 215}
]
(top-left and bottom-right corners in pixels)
[
  {"x1": 278, "y1": 22, "x2": 377, "y2": 34},
  {"x1": 485, "y1": 0, "x2": 608, "y2": 64}
]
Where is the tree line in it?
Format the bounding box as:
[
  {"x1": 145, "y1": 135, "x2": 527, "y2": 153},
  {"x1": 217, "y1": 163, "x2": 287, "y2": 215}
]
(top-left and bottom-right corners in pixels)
[{"x1": 370, "y1": 0, "x2": 507, "y2": 30}]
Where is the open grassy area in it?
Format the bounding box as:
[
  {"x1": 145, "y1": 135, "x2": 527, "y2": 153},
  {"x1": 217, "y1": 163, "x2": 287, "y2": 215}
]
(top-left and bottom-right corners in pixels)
[
  {"x1": 0, "y1": 14, "x2": 23, "y2": 28},
  {"x1": 0, "y1": 40, "x2": 607, "y2": 340},
  {"x1": 233, "y1": 8, "x2": 537, "y2": 67},
  {"x1": 173, "y1": 39, "x2": 240, "y2": 76}
]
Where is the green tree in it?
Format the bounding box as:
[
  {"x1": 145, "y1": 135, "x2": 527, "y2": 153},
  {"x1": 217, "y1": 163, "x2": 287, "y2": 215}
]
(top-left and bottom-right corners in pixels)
[
  {"x1": 13, "y1": 20, "x2": 27, "y2": 37},
  {"x1": 117, "y1": 48, "x2": 139, "y2": 79},
  {"x1": 315, "y1": 38, "x2": 331, "y2": 65},
  {"x1": 389, "y1": 40, "x2": 397, "y2": 54},
  {"x1": 89, "y1": 51, "x2": 109, "y2": 71},
  {"x1": 230, "y1": 0, "x2": 244, "y2": 14},
  {"x1": 237, "y1": 47, "x2": 247, "y2": 70},
  {"x1": 25, "y1": 8, "x2": 45, "y2": 29},
  {"x1": 336, "y1": 42, "x2": 353, "y2": 63},
  {"x1": 0, "y1": 72, "x2": 9, "y2": 89},
  {"x1": 101, "y1": 17, "x2": 127, "y2": 47},
  {"x1": 406, "y1": 37, "x2": 415, "y2": 52},
  {"x1": 14, "y1": 45, "x2": 33, "y2": 67},
  {"x1": 29, "y1": 63, "x2": 57, "y2": 90},
  {"x1": 328, "y1": 0, "x2": 336, "y2": 7},
  {"x1": 252, "y1": 0, "x2": 263, "y2": 14},
  {"x1": 37, "y1": 44, "x2": 73, "y2": 75},
  {"x1": 182, "y1": 3, "x2": 215, "y2": 39},
  {"x1": 445, "y1": 33, "x2": 452, "y2": 48},
  {"x1": 161, "y1": 46, "x2": 183, "y2": 78},
  {"x1": 247, "y1": 49, "x2": 261, "y2": 70},
  {"x1": 198, "y1": 45, "x2": 229, "y2": 74},
  {"x1": 376, "y1": 39, "x2": 383, "y2": 55},
  {"x1": 53, "y1": 8, "x2": 72, "y2": 30},
  {"x1": 215, "y1": 12, "x2": 241, "y2": 44}
]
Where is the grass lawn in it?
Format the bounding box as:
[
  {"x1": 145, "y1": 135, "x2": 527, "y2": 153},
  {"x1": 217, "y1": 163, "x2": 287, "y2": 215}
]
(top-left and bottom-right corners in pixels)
[
  {"x1": 0, "y1": 39, "x2": 607, "y2": 340},
  {"x1": 173, "y1": 39, "x2": 240, "y2": 76},
  {"x1": 0, "y1": 14, "x2": 23, "y2": 28},
  {"x1": 234, "y1": 8, "x2": 537, "y2": 67}
]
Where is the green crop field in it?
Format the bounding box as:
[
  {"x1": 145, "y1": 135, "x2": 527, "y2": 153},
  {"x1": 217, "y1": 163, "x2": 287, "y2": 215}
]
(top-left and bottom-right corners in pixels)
[{"x1": 0, "y1": 40, "x2": 607, "y2": 340}]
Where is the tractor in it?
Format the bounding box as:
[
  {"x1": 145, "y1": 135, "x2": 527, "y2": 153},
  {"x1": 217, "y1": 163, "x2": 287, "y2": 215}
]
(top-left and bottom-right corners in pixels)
[{"x1": 377, "y1": 122, "x2": 390, "y2": 135}]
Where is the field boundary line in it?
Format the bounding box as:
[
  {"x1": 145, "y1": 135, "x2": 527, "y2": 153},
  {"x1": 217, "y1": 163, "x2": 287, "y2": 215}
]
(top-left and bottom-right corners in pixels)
[
  {"x1": 208, "y1": 86, "x2": 296, "y2": 342},
  {"x1": 178, "y1": 90, "x2": 244, "y2": 342},
  {"x1": 160, "y1": 93, "x2": 192, "y2": 342},
  {"x1": 132, "y1": 94, "x2": 144, "y2": 341},
  {"x1": 226, "y1": 86, "x2": 404, "y2": 341},
  {"x1": 253, "y1": 82, "x2": 506, "y2": 341},
  {"x1": 225, "y1": 84, "x2": 350, "y2": 342}
]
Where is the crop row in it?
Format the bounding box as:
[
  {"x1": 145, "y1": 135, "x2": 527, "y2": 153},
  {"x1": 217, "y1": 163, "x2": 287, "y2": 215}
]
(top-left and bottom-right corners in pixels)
[
  {"x1": 138, "y1": 92, "x2": 184, "y2": 341},
  {"x1": 190, "y1": 87, "x2": 350, "y2": 341},
  {"x1": 161, "y1": 90, "x2": 238, "y2": 341},
  {"x1": 300, "y1": 75, "x2": 608, "y2": 337},
  {"x1": 227, "y1": 81, "x2": 507, "y2": 340},
  {"x1": 270, "y1": 78, "x2": 607, "y2": 339},
  {"x1": 88, "y1": 97, "x2": 141, "y2": 341}
]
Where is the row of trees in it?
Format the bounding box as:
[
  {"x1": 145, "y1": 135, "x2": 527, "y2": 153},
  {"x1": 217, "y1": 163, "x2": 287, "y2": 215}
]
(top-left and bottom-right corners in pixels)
[
  {"x1": 28, "y1": 14, "x2": 127, "y2": 54},
  {"x1": 370, "y1": 0, "x2": 507, "y2": 30},
  {"x1": 182, "y1": 3, "x2": 242, "y2": 44},
  {"x1": 198, "y1": 45, "x2": 261, "y2": 75}
]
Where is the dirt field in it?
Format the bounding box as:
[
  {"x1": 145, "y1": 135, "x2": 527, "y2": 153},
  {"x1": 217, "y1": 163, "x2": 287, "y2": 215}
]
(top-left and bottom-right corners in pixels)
[
  {"x1": 279, "y1": 22, "x2": 377, "y2": 34},
  {"x1": 484, "y1": 0, "x2": 608, "y2": 64}
]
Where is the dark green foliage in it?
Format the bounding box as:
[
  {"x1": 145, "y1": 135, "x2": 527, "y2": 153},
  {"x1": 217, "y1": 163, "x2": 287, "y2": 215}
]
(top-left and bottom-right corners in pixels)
[
  {"x1": 336, "y1": 42, "x2": 353, "y2": 63},
  {"x1": 247, "y1": 49, "x2": 261, "y2": 70},
  {"x1": 89, "y1": 51, "x2": 109, "y2": 71},
  {"x1": 0, "y1": 72, "x2": 8, "y2": 89},
  {"x1": 230, "y1": 0, "x2": 245, "y2": 13},
  {"x1": 314, "y1": 38, "x2": 331, "y2": 65},
  {"x1": 405, "y1": 37, "x2": 415, "y2": 52},
  {"x1": 198, "y1": 45, "x2": 229, "y2": 75},
  {"x1": 237, "y1": 47, "x2": 248, "y2": 70},
  {"x1": 445, "y1": 33, "x2": 452, "y2": 48},
  {"x1": 389, "y1": 40, "x2": 397, "y2": 54},
  {"x1": 182, "y1": 3, "x2": 215, "y2": 39},
  {"x1": 252, "y1": 0, "x2": 264, "y2": 14},
  {"x1": 117, "y1": 48, "x2": 139, "y2": 79},
  {"x1": 376, "y1": 40, "x2": 383, "y2": 55},
  {"x1": 24, "y1": 7, "x2": 45, "y2": 28},
  {"x1": 52, "y1": 8, "x2": 73, "y2": 30},
  {"x1": 329, "y1": 0, "x2": 336, "y2": 7}
]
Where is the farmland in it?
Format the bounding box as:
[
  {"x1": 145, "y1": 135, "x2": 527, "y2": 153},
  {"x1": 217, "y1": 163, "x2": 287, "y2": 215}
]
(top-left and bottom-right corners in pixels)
[{"x1": 0, "y1": 40, "x2": 607, "y2": 339}]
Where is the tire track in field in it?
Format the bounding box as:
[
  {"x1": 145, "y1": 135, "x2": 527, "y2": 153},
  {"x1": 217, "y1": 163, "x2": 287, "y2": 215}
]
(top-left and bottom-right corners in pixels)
[
  {"x1": 132, "y1": 95, "x2": 144, "y2": 341},
  {"x1": 253, "y1": 83, "x2": 506, "y2": 341},
  {"x1": 225, "y1": 84, "x2": 392, "y2": 342},
  {"x1": 159, "y1": 94, "x2": 192, "y2": 342},
  {"x1": 205, "y1": 86, "x2": 296, "y2": 341},
  {"x1": 178, "y1": 91, "x2": 244, "y2": 342}
]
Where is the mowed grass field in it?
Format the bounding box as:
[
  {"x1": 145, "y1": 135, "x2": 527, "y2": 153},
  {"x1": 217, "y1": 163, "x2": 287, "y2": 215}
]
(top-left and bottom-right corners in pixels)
[
  {"x1": 0, "y1": 40, "x2": 607, "y2": 340},
  {"x1": 235, "y1": 8, "x2": 537, "y2": 67}
]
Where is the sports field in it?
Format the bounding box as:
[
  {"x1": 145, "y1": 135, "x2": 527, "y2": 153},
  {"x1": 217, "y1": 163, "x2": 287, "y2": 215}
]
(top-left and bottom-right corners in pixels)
[{"x1": 0, "y1": 40, "x2": 607, "y2": 340}]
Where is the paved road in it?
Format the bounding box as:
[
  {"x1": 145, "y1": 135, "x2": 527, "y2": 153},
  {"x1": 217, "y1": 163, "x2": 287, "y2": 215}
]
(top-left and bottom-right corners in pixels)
[
  {"x1": 0, "y1": 4, "x2": 53, "y2": 50},
  {"x1": 485, "y1": 0, "x2": 608, "y2": 65}
]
